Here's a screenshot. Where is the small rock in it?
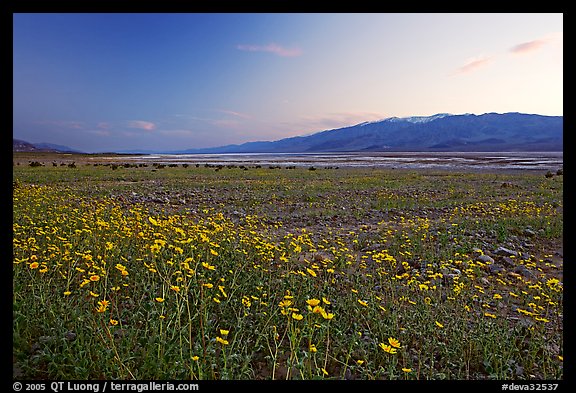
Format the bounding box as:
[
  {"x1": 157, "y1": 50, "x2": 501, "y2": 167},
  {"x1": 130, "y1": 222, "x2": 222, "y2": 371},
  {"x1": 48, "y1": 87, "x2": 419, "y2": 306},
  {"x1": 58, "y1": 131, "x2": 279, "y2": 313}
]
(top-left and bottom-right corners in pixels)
[
  {"x1": 513, "y1": 265, "x2": 536, "y2": 279},
  {"x1": 488, "y1": 264, "x2": 504, "y2": 275},
  {"x1": 500, "y1": 256, "x2": 515, "y2": 268},
  {"x1": 476, "y1": 254, "x2": 495, "y2": 264},
  {"x1": 523, "y1": 228, "x2": 536, "y2": 237},
  {"x1": 64, "y1": 331, "x2": 77, "y2": 341},
  {"x1": 494, "y1": 247, "x2": 518, "y2": 257}
]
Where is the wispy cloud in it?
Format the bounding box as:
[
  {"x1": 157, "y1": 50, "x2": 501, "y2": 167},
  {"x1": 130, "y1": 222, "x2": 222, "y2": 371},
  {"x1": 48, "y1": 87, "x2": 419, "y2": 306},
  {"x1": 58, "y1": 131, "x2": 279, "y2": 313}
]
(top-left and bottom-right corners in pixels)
[
  {"x1": 509, "y1": 32, "x2": 562, "y2": 55},
  {"x1": 237, "y1": 43, "x2": 302, "y2": 57},
  {"x1": 509, "y1": 39, "x2": 548, "y2": 55},
  {"x1": 452, "y1": 55, "x2": 494, "y2": 75},
  {"x1": 451, "y1": 32, "x2": 562, "y2": 76},
  {"x1": 127, "y1": 120, "x2": 156, "y2": 131},
  {"x1": 170, "y1": 110, "x2": 251, "y2": 130},
  {"x1": 218, "y1": 109, "x2": 252, "y2": 119}
]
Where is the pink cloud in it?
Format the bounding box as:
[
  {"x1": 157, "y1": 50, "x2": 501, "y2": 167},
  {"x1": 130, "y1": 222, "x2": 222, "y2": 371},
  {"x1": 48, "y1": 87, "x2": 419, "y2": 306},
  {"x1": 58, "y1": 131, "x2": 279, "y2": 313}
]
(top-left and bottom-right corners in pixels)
[
  {"x1": 452, "y1": 56, "x2": 494, "y2": 75},
  {"x1": 509, "y1": 32, "x2": 562, "y2": 55},
  {"x1": 509, "y1": 39, "x2": 549, "y2": 55},
  {"x1": 127, "y1": 120, "x2": 156, "y2": 131},
  {"x1": 237, "y1": 43, "x2": 302, "y2": 57}
]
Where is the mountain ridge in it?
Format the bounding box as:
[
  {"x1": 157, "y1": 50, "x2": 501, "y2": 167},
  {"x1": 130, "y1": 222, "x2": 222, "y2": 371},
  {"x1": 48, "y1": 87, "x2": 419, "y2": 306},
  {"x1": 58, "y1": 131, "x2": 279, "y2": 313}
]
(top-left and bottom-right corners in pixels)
[
  {"x1": 14, "y1": 112, "x2": 563, "y2": 154},
  {"x1": 168, "y1": 112, "x2": 562, "y2": 154},
  {"x1": 13, "y1": 139, "x2": 84, "y2": 153}
]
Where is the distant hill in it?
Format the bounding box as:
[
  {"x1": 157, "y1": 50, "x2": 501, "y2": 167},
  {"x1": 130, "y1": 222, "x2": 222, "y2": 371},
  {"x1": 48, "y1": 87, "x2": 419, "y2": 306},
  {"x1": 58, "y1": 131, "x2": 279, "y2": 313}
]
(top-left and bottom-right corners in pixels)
[
  {"x1": 13, "y1": 139, "x2": 84, "y2": 153},
  {"x1": 172, "y1": 112, "x2": 563, "y2": 154},
  {"x1": 13, "y1": 139, "x2": 45, "y2": 152}
]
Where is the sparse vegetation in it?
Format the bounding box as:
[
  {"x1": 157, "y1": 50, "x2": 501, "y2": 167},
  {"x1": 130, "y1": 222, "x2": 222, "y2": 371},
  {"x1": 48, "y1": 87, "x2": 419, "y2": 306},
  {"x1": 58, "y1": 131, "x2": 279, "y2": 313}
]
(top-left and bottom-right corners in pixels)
[{"x1": 12, "y1": 153, "x2": 563, "y2": 380}]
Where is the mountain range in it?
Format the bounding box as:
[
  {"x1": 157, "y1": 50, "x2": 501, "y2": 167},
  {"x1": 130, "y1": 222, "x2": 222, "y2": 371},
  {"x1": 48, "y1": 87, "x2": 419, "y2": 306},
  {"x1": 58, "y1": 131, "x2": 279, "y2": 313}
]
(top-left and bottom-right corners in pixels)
[
  {"x1": 12, "y1": 139, "x2": 85, "y2": 153},
  {"x1": 171, "y1": 112, "x2": 562, "y2": 154},
  {"x1": 14, "y1": 112, "x2": 563, "y2": 154}
]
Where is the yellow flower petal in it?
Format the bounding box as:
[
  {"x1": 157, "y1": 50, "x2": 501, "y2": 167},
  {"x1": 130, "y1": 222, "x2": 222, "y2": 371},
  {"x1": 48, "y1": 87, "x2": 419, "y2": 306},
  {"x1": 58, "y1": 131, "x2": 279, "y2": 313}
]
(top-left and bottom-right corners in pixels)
[
  {"x1": 388, "y1": 337, "x2": 401, "y2": 348},
  {"x1": 291, "y1": 313, "x2": 304, "y2": 321},
  {"x1": 306, "y1": 299, "x2": 321, "y2": 307}
]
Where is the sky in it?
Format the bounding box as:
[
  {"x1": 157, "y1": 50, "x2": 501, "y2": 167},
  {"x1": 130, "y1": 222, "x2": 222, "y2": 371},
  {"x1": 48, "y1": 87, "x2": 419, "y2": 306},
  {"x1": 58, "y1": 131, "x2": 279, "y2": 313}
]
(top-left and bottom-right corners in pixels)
[{"x1": 13, "y1": 13, "x2": 563, "y2": 153}]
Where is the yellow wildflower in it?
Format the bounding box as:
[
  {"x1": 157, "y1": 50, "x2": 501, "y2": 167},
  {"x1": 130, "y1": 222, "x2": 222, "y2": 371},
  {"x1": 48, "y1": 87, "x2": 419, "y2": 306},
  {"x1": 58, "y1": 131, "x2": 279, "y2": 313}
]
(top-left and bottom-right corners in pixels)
[
  {"x1": 278, "y1": 299, "x2": 292, "y2": 308},
  {"x1": 202, "y1": 262, "x2": 216, "y2": 270},
  {"x1": 379, "y1": 343, "x2": 397, "y2": 354},
  {"x1": 292, "y1": 313, "x2": 304, "y2": 321},
  {"x1": 307, "y1": 299, "x2": 321, "y2": 307},
  {"x1": 388, "y1": 337, "x2": 401, "y2": 348}
]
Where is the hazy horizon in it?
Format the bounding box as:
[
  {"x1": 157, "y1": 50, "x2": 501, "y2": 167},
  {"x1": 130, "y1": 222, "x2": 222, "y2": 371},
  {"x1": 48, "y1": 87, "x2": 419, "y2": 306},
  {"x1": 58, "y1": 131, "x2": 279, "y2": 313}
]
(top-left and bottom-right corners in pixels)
[{"x1": 13, "y1": 13, "x2": 563, "y2": 153}]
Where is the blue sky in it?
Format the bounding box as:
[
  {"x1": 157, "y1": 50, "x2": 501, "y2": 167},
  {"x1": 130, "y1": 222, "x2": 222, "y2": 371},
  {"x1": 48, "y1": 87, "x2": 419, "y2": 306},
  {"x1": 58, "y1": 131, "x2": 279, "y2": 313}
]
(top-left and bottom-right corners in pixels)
[{"x1": 13, "y1": 13, "x2": 563, "y2": 153}]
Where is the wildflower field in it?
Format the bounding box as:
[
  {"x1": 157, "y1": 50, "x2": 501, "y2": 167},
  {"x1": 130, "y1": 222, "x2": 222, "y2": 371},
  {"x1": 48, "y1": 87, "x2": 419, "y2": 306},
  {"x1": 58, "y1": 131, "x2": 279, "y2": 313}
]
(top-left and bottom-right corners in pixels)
[{"x1": 12, "y1": 153, "x2": 563, "y2": 380}]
